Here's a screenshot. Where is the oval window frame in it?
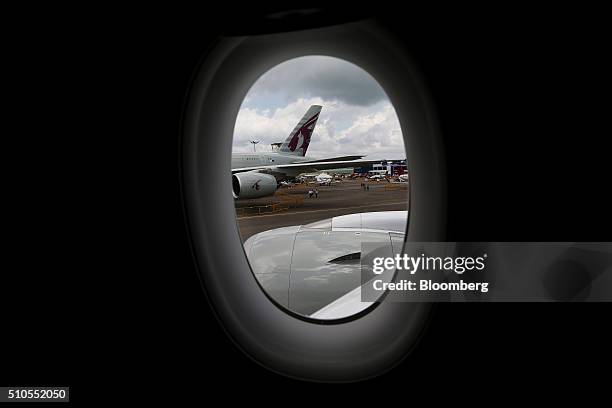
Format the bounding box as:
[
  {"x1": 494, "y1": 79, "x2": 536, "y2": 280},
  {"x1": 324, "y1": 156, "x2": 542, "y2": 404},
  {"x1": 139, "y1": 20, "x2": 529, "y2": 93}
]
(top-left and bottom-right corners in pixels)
[{"x1": 182, "y1": 21, "x2": 446, "y2": 382}]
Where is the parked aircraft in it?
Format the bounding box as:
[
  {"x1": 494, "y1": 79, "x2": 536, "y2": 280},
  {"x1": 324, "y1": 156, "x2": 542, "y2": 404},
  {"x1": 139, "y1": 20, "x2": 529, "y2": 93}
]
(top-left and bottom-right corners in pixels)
[{"x1": 232, "y1": 105, "x2": 394, "y2": 199}]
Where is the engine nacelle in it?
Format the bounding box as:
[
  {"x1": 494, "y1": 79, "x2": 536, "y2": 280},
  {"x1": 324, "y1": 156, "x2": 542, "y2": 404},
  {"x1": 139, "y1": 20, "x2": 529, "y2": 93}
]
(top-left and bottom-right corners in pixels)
[{"x1": 232, "y1": 172, "x2": 277, "y2": 199}]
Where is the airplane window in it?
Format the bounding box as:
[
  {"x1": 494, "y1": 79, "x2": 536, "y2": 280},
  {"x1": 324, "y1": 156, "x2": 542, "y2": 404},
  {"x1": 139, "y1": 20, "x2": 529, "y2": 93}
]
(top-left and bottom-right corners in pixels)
[{"x1": 232, "y1": 56, "x2": 409, "y2": 320}]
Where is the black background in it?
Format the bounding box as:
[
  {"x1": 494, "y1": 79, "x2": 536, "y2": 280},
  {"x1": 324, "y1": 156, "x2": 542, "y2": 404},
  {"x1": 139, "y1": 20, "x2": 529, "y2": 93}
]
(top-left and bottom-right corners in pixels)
[{"x1": 3, "y1": 6, "x2": 610, "y2": 399}]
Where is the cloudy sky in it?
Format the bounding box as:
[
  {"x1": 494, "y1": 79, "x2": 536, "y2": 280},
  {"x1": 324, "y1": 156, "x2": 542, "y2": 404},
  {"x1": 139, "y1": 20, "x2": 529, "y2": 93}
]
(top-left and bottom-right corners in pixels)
[{"x1": 233, "y1": 56, "x2": 405, "y2": 160}]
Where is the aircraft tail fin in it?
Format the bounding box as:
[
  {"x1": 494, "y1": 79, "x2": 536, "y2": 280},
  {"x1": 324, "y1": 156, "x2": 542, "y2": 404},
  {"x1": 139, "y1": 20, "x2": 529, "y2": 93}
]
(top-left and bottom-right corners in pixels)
[{"x1": 279, "y1": 105, "x2": 322, "y2": 156}]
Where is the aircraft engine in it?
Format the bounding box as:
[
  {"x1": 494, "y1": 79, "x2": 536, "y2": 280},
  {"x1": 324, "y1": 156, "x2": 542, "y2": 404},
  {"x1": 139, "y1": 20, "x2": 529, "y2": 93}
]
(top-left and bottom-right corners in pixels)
[{"x1": 232, "y1": 172, "x2": 277, "y2": 199}]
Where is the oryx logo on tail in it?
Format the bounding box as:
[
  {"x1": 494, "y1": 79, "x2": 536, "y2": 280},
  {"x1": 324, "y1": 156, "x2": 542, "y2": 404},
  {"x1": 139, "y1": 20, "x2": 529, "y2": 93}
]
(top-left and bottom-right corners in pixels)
[{"x1": 279, "y1": 105, "x2": 322, "y2": 157}]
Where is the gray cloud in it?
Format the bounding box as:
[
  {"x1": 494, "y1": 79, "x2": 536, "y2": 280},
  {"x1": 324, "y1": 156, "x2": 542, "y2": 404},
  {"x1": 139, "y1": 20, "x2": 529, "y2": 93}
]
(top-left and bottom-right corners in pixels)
[
  {"x1": 246, "y1": 56, "x2": 387, "y2": 108},
  {"x1": 234, "y1": 56, "x2": 406, "y2": 161}
]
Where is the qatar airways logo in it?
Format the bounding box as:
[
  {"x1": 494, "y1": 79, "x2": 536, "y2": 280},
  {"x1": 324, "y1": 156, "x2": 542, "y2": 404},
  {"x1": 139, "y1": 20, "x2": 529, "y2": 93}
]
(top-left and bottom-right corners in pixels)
[
  {"x1": 288, "y1": 113, "x2": 318, "y2": 155},
  {"x1": 251, "y1": 180, "x2": 261, "y2": 190}
]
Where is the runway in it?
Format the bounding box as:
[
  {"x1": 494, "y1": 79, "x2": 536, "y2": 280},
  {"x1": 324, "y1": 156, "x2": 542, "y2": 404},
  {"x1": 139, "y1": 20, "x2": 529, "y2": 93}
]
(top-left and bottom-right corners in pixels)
[{"x1": 235, "y1": 178, "x2": 409, "y2": 240}]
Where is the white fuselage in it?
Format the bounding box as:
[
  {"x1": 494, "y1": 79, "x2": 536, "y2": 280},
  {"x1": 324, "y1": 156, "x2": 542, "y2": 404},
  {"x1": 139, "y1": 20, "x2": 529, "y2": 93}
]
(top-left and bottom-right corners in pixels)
[{"x1": 232, "y1": 152, "x2": 309, "y2": 176}]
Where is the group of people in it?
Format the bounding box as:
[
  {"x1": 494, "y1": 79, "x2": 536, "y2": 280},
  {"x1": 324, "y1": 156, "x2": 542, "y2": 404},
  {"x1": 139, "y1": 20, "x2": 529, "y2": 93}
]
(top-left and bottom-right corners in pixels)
[{"x1": 308, "y1": 189, "x2": 319, "y2": 198}]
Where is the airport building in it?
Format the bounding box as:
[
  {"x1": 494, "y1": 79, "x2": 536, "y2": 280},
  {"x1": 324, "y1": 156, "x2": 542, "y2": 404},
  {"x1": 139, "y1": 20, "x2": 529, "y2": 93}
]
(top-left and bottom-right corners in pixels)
[
  {"x1": 355, "y1": 160, "x2": 407, "y2": 175},
  {"x1": 373, "y1": 161, "x2": 407, "y2": 175}
]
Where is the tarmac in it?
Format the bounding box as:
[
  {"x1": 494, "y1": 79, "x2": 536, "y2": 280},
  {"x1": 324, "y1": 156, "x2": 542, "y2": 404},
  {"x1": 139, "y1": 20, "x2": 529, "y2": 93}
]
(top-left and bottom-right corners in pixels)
[{"x1": 235, "y1": 178, "x2": 409, "y2": 240}]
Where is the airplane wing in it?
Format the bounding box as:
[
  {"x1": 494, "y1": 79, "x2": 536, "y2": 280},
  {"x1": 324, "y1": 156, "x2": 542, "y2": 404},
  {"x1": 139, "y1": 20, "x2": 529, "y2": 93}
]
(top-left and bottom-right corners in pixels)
[
  {"x1": 296, "y1": 155, "x2": 366, "y2": 163},
  {"x1": 232, "y1": 158, "x2": 397, "y2": 174}
]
